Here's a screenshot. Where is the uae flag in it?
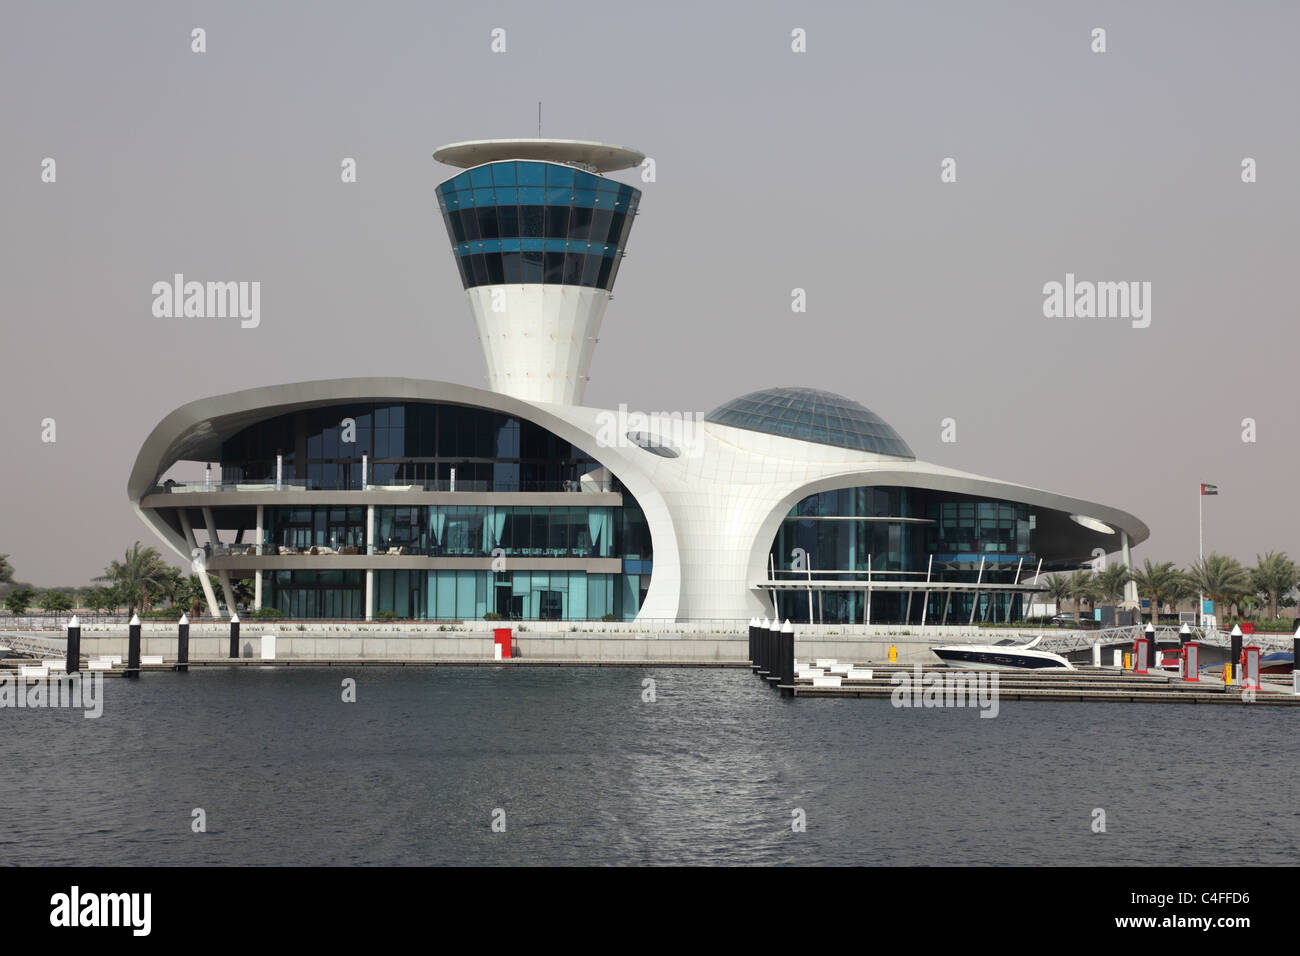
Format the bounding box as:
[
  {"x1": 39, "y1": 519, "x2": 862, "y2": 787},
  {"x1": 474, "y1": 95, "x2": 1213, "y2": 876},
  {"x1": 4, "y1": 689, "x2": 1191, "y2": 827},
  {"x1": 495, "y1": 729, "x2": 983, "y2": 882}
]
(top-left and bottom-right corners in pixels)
[{"x1": 1200, "y1": 483, "x2": 1218, "y2": 496}]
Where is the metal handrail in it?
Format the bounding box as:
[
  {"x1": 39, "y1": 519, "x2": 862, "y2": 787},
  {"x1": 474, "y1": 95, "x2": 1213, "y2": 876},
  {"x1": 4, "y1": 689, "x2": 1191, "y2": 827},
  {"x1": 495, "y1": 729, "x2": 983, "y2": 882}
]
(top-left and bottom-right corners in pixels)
[{"x1": 149, "y1": 479, "x2": 619, "y2": 495}]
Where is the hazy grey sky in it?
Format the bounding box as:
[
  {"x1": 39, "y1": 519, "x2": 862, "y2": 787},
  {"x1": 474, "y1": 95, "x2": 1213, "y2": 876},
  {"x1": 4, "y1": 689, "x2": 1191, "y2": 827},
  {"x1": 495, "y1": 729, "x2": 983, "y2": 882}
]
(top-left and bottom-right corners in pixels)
[{"x1": 2, "y1": 0, "x2": 1297, "y2": 585}]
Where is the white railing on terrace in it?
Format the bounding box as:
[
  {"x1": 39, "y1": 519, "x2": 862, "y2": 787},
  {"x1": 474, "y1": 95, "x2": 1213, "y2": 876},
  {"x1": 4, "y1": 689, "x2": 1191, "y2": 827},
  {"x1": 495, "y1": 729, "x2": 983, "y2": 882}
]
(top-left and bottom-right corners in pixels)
[{"x1": 149, "y1": 478, "x2": 617, "y2": 494}]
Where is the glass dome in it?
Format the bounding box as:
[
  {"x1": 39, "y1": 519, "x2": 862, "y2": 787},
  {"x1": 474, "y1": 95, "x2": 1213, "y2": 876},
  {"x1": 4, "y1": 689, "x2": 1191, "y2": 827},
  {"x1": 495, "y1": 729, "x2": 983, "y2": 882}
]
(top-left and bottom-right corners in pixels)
[{"x1": 705, "y1": 387, "x2": 914, "y2": 458}]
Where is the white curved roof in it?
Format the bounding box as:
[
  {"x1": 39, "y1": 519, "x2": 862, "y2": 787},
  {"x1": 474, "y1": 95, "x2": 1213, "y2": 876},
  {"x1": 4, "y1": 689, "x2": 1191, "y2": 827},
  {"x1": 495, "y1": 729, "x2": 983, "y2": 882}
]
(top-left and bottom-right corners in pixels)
[
  {"x1": 433, "y1": 139, "x2": 644, "y2": 172},
  {"x1": 130, "y1": 377, "x2": 1150, "y2": 623}
]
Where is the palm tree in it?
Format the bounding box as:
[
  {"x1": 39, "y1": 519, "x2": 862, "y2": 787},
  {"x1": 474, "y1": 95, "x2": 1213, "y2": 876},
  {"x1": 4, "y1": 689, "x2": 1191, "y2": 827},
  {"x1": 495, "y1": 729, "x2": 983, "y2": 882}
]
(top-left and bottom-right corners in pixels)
[
  {"x1": 1251, "y1": 551, "x2": 1299, "y2": 621},
  {"x1": 94, "y1": 542, "x2": 169, "y2": 615},
  {"x1": 1129, "y1": 560, "x2": 1182, "y2": 624},
  {"x1": 181, "y1": 574, "x2": 221, "y2": 618},
  {"x1": 1094, "y1": 563, "x2": 1132, "y2": 608},
  {"x1": 232, "y1": 577, "x2": 255, "y2": 611},
  {"x1": 1186, "y1": 553, "x2": 1250, "y2": 624},
  {"x1": 1039, "y1": 573, "x2": 1073, "y2": 619},
  {"x1": 1068, "y1": 569, "x2": 1099, "y2": 622},
  {"x1": 155, "y1": 566, "x2": 186, "y2": 609}
]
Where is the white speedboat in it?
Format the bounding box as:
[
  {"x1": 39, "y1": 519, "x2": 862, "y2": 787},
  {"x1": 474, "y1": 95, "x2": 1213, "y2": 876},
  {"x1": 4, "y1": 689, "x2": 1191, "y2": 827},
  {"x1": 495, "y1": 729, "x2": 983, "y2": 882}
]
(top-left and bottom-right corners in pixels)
[{"x1": 930, "y1": 635, "x2": 1073, "y2": 670}]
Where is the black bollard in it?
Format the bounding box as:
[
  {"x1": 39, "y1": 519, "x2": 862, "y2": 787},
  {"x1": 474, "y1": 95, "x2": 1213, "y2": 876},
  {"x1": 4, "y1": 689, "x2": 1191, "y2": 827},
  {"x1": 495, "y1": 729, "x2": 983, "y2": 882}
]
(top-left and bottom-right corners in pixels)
[
  {"x1": 1229, "y1": 625, "x2": 1242, "y2": 682},
  {"x1": 768, "y1": 618, "x2": 781, "y2": 685},
  {"x1": 177, "y1": 613, "x2": 190, "y2": 672},
  {"x1": 756, "y1": 618, "x2": 769, "y2": 675},
  {"x1": 127, "y1": 614, "x2": 141, "y2": 678},
  {"x1": 779, "y1": 619, "x2": 795, "y2": 695},
  {"x1": 229, "y1": 613, "x2": 240, "y2": 659},
  {"x1": 748, "y1": 618, "x2": 756, "y2": 670},
  {"x1": 65, "y1": 615, "x2": 81, "y2": 674},
  {"x1": 1293, "y1": 624, "x2": 1299, "y2": 678},
  {"x1": 1144, "y1": 622, "x2": 1156, "y2": 670},
  {"x1": 1179, "y1": 623, "x2": 1191, "y2": 647}
]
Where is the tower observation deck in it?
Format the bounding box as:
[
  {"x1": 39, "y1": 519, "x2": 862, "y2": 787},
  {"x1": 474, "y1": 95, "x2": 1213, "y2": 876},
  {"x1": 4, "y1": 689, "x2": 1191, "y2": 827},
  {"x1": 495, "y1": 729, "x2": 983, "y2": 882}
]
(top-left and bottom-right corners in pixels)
[{"x1": 434, "y1": 139, "x2": 644, "y2": 405}]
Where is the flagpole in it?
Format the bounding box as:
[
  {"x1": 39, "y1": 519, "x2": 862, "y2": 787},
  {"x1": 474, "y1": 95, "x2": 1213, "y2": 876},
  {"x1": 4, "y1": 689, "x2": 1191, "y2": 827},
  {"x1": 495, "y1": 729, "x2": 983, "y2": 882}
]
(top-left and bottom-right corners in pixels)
[{"x1": 1198, "y1": 483, "x2": 1204, "y2": 627}]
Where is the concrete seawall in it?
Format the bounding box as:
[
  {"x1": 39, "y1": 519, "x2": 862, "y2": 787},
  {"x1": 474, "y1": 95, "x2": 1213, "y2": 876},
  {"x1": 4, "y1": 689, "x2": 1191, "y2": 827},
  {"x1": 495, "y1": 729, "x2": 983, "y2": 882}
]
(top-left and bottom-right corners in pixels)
[{"x1": 52, "y1": 631, "x2": 966, "y2": 664}]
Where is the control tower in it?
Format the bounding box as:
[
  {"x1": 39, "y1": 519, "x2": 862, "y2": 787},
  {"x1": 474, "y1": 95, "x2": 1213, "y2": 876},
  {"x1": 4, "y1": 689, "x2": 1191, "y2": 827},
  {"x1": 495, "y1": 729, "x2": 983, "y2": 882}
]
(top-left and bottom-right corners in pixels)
[{"x1": 433, "y1": 139, "x2": 643, "y2": 405}]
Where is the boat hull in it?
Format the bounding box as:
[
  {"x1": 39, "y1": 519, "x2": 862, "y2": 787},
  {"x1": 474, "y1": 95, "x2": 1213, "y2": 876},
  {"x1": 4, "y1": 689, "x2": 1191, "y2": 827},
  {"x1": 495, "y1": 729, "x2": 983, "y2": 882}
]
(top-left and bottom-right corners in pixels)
[{"x1": 931, "y1": 647, "x2": 1073, "y2": 670}]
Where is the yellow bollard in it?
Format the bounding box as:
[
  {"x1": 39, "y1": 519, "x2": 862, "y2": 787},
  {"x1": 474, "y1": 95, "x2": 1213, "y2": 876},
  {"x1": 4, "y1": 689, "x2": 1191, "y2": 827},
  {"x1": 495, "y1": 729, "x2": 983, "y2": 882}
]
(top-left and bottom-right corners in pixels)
[
  {"x1": 1224, "y1": 663, "x2": 1233, "y2": 686},
  {"x1": 888, "y1": 645, "x2": 897, "y2": 663},
  {"x1": 1124, "y1": 652, "x2": 1131, "y2": 670}
]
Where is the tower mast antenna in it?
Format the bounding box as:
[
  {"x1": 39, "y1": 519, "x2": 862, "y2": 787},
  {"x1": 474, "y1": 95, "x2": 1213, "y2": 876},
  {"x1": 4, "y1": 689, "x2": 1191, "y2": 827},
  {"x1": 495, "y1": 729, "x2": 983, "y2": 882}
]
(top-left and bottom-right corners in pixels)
[{"x1": 538, "y1": 101, "x2": 542, "y2": 137}]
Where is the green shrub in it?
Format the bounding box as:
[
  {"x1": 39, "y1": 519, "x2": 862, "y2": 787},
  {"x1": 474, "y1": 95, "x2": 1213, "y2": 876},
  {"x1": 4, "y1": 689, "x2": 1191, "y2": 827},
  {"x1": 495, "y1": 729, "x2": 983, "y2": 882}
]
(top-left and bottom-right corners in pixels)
[
  {"x1": 140, "y1": 607, "x2": 182, "y2": 620},
  {"x1": 483, "y1": 611, "x2": 502, "y2": 621},
  {"x1": 252, "y1": 607, "x2": 284, "y2": 619},
  {"x1": 375, "y1": 610, "x2": 400, "y2": 621}
]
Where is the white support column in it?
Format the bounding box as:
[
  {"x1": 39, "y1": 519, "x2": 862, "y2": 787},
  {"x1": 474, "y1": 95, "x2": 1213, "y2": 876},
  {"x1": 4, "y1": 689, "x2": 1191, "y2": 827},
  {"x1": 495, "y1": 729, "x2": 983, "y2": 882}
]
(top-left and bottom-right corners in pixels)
[
  {"x1": 366, "y1": 504, "x2": 375, "y2": 555},
  {"x1": 968, "y1": 555, "x2": 986, "y2": 626},
  {"x1": 1120, "y1": 531, "x2": 1139, "y2": 604},
  {"x1": 202, "y1": 507, "x2": 220, "y2": 551},
  {"x1": 217, "y1": 570, "x2": 236, "y2": 617},
  {"x1": 365, "y1": 569, "x2": 374, "y2": 622},
  {"x1": 178, "y1": 509, "x2": 222, "y2": 620},
  {"x1": 865, "y1": 554, "x2": 872, "y2": 625},
  {"x1": 920, "y1": 555, "x2": 933, "y2": 627},
  {"x1": 1009, "y1": 557, "x2": 1024, "y2": 622},
  {"x1": 253, "y1": 501, "x2": 264, "y2": 612}
]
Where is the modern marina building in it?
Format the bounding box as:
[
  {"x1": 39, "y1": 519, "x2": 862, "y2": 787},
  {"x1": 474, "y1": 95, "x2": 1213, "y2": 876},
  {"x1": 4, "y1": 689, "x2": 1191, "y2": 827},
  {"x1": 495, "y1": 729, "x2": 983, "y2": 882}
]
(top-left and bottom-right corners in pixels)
[{"x1": 128, "y1": 138, "x2": 1148, "y2": 623}]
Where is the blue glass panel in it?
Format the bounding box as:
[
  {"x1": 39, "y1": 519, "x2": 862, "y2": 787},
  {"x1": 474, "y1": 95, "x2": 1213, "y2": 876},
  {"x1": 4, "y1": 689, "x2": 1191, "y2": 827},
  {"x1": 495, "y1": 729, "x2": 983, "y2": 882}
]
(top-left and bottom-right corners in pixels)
[
  {"x1": 543, "y1": 238, "x2": 568, "y2": 253},
  {"x1": 517, "y1": 187, "x2": 544, "y2": 205},
  {"x1": 472, "y1": 188, "x2": 495, "y2": 205},
  {"x1": 492, "y1": 187, "x2": 517, "y2": 205},
  {"x1": 491, "y1": 162, "x2": 517, "y2": 186},
  {"x1": 517, "y1": 162, "x2": 545, "y2": 186},
  {"x1": 481, "y1": 239, "x2": 501, "y2": 253},
  {"x1": 452, "y1": 172, "x2": 471, "y2": 190},
  {"x1": 519, "y1": 237, "x2": 544, "y2": 251},
  {"x1": 546, "y1": 164, "x2": 575, "y2": 187},
  {"x1": 544, "y1": 187, "x2": 571, "y2": 205},
  {"x1": 469, "y1": 166, "x2": 493, "y2": 187},
  {"x1": 572, "y1": 188, "x2": 596, "y2": 207},
  {"x1": 500, "y1": 237, "x2": 520, "y2": 252}
]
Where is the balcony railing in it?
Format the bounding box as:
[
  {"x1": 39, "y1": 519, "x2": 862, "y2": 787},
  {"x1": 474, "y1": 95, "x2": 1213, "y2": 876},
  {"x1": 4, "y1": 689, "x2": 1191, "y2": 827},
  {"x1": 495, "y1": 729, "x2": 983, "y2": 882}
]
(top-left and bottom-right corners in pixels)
[
  {"x1": 207, "y1": 543, "x2": 631, "y2": 559},
  {"x1": 149, "y1": 478, "x2": 618, "y2": 495}
]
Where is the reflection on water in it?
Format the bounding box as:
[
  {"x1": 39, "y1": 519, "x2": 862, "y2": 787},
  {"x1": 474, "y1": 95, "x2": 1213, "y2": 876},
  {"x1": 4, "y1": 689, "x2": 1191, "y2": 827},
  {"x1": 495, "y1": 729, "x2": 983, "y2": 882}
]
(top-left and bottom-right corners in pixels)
[{"x1": 0, "y1": 667, "x2": 1294, "y2": 865}]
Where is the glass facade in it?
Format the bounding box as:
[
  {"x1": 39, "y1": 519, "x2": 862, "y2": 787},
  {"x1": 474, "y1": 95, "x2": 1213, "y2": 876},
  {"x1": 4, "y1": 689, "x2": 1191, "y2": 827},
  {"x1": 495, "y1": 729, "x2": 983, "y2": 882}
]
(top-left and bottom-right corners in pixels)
[
  {"x1": 262, "y1": 569, "x2": 644, "y2": 622},
  {"x1": 221, "y1": 401, "x2": 605, "y2": 492},
  {"x1": 706, "y1": 387, "x2": 914, "y2": 458},
  {"x1": 265, "y1": 570, "x2": 363, "y2": 619},
  {"x1": 769, "y1": 486, "x2": 1058, "y2": 624},
  {"x1": 435, "y1": 161, "x2": 640, "y2": 291},
  {"x1": 260, "y1": 503, "x2": 651, "y2": 560}
]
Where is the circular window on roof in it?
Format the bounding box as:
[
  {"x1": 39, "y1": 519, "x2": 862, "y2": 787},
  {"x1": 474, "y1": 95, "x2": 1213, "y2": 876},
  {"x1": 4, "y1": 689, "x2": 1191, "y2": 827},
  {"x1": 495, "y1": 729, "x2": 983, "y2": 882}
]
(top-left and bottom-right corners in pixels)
[{"x1": 626, "y1": 431, "x2": 679, "y2": 458}]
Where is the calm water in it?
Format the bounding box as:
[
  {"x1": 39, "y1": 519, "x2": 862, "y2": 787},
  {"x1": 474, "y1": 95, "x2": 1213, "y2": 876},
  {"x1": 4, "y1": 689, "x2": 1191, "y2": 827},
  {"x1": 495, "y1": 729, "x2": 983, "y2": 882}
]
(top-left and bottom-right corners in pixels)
[{"x1": 2, "y1": 666, "x2": 1297, "y2": 865}]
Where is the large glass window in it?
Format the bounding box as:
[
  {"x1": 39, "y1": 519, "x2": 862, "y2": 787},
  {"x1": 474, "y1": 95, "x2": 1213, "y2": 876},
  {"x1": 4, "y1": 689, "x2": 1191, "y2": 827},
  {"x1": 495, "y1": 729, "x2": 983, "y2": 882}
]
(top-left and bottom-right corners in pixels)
[
  {"x1": 222, "y1": 402, "x2": 614, "y2": 493},
  {"x1": 436, "y1": 161, "x2": 640, "y2": 292}
]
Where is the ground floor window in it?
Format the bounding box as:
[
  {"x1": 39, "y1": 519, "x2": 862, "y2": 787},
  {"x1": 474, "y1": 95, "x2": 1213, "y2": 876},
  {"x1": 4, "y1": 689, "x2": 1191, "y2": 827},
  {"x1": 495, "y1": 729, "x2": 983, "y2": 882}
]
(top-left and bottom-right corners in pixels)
[{"x1": 266, "y1": 570, "x2": 363, "y2": 619}]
